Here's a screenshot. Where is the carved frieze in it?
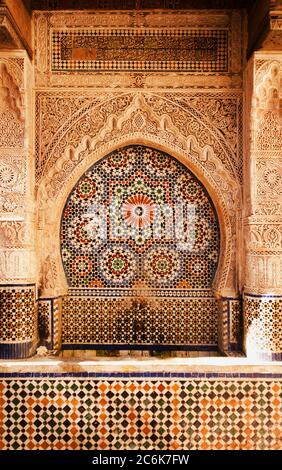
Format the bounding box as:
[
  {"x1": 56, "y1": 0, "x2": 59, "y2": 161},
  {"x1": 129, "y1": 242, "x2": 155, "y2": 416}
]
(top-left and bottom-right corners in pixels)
[
  {"x1": 34, "y1": 10, "x2": 245, "y2": 89},
  {"x1": 0, "y1": 155, "x2": 26, "y2": 193}
]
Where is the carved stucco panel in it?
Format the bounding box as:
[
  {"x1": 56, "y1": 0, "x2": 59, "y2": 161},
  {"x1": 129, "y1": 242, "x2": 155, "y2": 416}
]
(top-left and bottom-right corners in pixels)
[
  {"x1": 0, "y1": 58, "x2": 25, "y2": 148},
  {"x1": 36, "y1": 92, "x2": 241, "y2": 186},
  {"x1": 245, "y1": 216, "x2": 282, "y2": 294},
  {"x1": 0, "y1": 248, "x2": 36, "y2": 282}
]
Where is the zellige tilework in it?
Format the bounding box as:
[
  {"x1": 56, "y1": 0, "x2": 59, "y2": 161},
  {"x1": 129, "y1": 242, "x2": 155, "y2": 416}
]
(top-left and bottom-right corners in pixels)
[
  {"x1": 0, "y1": 375, "x2": 281, "y2": 450},
  {"x1": 60, "y1": 145, "x2": 220, "y2": 346},
  {"x1": 52, "y1": 29, "x2": 228, "y2": 73}
]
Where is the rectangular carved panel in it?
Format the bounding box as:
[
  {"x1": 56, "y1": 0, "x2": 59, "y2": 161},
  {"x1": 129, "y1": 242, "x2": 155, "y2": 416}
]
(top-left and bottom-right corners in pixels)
[{"x1": 51, "y1": 29, "x2": 228, "y2": 72}]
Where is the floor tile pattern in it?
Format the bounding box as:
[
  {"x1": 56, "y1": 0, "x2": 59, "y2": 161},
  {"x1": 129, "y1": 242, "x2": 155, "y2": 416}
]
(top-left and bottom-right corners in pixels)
[{"x1": 0, "y1": 375, "x2": 281, "y2": 450}]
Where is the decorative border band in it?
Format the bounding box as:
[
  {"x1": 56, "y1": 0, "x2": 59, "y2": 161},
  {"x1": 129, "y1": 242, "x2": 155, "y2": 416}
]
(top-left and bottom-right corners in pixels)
[{"x1": 1, "y1": 372, "x2": 282, "y2": 379}]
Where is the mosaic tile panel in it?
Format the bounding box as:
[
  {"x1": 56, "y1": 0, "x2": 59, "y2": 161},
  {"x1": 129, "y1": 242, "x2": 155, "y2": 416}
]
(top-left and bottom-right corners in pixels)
[
  {"x1": 244, "y1": 294, "x2": 282, "y2": 358},
  {"x1": 0, "y1": 374, "x2": 281, "y2": 450},
  {"x1": 218, "y1": 298, "x2": 228, "y2": 353},
  {"x1": 62, "y1": 295, "x2": 218, "y2": 345},
  {"x1": 53, "y1": 297, "x2": 62, "y2": 351},
  {"x1": 61, "y1": 145, "x2": 220, "y2": 346},
  {"x1": 230, "y1": 299, "x2": 242, "y2": 348},
  {"x1": 0, "y1": 285, "x2": 37, "y2": 342},
  {"x1": 61, "y1": 146, "x2": 219, "y2": 290},
  {"x1": 52, "y1": 29, "x2": 228, "y2": 73},
  {"x1": 38, "y1": 297, "x2": 62, "y2": 351},
  {"x1": 218, "y1": 297, "x2": 242, "y2": 353},
  {"x1": 38, "y1": 299, "x2": 52, "y2": 347}
]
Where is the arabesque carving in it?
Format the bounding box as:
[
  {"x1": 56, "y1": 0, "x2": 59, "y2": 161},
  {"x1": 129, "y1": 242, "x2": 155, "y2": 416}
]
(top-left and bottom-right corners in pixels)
[
  {"x1": 0, "y1": 155, "x2": 26, "y2": 193},
  {"x1": 0, "y1": 59, "x2": 25, "y2": 148},
  {"x1": 37, "y1": 92, "x2": 240, "y2": 189},
  {"x1": 0, "y1": 248, "x2": 35, "y2": 282},
  {"x1": 0, "y1": 62, "x2": 24, "y2": 121},
  {"x1": 245, "y1": 55, "x2": 282, "y2": 296},
  {"x1": 0, "y1": 221, "x2": 27, "y2": 247}
]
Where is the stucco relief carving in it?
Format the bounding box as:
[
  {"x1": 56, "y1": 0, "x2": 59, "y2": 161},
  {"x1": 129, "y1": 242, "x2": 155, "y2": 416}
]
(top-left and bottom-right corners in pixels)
[
  {"x1": 0, "y1": 62, "x2": 24, "y2": 121},
  {"x1": 35, "y1": 15, "x2": 48, "y2": 74},
  {"x1": 246, "y1": 223, "x2": 282, "y2": 251},
  {"x1": 244, "y1": 216, "x2": 282, "y2": 293},
  {"x1": 0, "y1": 155, "x2": 26, "y2": 193},
  {"x1": 0, "y1": 59, "x2": 25, "y2": 148},
  {"x1": 167, "y1": 93, "x2": 242, "y2": 179},
  {"x1": 257, "y1": 111, "x2": 282, "y2": 150},
  {"x1": 0, "y1": 221, "x2": 27, "y2": 247},
  {"x1": 39, "y1": 253, "x2": 60, "y2": 296},
  {"x1": 255, "y1": 60, "x2": 282, "y2": 106},
  {"x1": 36, "y1": 92, "x2": 240, "y2": 187},
  {"x1": 253, "y1": 60, "x2": 282, "y2": 150},
  {"x1": 245, "y1": 253, "x2": 282, "y2": 294},
  {"x1": 0, "y1": 192, "x2": 24, "y2": 213},
  {"x1": 249, "y1": 58, "x2": 282, "y2": 220},
  {"x1": 245, "y1": 57, "x2": 282, "y2": 294},
  {"x1": 0, "y1": 249, "x2": 35, "y2": 282},
  {"x1": 35, "y1": 93, "x2": 111, "y2": 179},
  {"x1": 0, "y1": 155, "x2": 27, "y2": 214},
  {"x1": 256, "y1": 160, "x2": 282, "y2": 212}
]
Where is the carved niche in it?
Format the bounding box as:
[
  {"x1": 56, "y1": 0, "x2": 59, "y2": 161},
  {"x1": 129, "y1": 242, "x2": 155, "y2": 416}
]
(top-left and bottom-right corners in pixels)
[{"x1": 36, "y1": 91, "x2": 241, "y2": 297}]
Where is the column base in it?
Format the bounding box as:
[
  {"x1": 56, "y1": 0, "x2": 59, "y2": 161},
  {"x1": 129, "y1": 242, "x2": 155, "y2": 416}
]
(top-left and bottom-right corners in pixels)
[
  {"x1": 0, "y1": 341, "x2": 37, "y2": 359},
  {"x1": 244, "y1": 293, "x2": 282, "y2": 361},
  {"x1": 0, "y1": 284, "x2": 38, "y2": 359}
]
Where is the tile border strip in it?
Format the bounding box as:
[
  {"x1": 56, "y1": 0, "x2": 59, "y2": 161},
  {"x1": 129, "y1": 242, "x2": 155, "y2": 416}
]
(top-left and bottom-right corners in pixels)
[{"x1": 1, "y1": 372, "x2": 282, "y2": 379}]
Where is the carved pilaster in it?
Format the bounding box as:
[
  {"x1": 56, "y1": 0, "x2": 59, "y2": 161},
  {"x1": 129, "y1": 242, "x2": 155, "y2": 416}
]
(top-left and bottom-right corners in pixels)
[
  {"x1": 244, "y1": 53, "x2": 282, "y2": 360},
  {"x1": 0, "y1": 52, "x2": 37, "y2": 358}
]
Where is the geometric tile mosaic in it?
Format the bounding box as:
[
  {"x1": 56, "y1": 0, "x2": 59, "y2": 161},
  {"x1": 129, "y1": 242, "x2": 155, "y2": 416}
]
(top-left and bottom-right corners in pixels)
[
  {"x1": 38, "y1": 299, "x2": 52, "y2": 346},
  {"x1": 230, "y1": 299, "x2": 242, "y2": 347},
  {"x1": 0, "y1": 375, "x2": 281, "y2": 450},
  {"x1": 0, "y1": 285, "x2": 36, "y2": 342},
  {"x1": 52, "y1": 297, "x2": 62, "y2": 351},
  {"x1": 52, "y1": 29, "x2": 228, "y2": 73},
  {"x1": 219, "y1": 297, "x2": 242, "y2": 353},
  {"x1": 60, "y1": 145, "x2": 220, "y2": 346},
  {"x1": 244, "y1": 294, "x2": 282, "y2": 355},
  {"x1": 61, "y1": 145, "x2": 219, "y2": 290},
  {"x1": 62, "y1": 296, "x2": 218, "y2": 345},
  {"x1": 38, "y1": 298, "x2": 62, "y2": 351}
]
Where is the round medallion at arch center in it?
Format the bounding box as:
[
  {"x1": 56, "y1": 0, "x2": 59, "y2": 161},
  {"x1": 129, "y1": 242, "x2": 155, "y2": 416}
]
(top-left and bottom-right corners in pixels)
[{"x1": 122, "y1": 194, "x2": 155, "y2": 229}]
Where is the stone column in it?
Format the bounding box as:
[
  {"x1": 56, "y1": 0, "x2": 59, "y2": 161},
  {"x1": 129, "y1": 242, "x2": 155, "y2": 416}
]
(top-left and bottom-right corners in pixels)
[
  {"x1": 0, "y1": 52, "x2": 38, "y2": 358},
  {"x1": 244, "y1": 53, "x2": 282, "y2": 360}
]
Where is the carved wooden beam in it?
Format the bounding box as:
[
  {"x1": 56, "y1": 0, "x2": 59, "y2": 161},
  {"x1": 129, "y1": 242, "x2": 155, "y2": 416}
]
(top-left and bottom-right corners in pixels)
[{"x1": 0, "y1": 1, "x2": 32, "y2": 57}]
